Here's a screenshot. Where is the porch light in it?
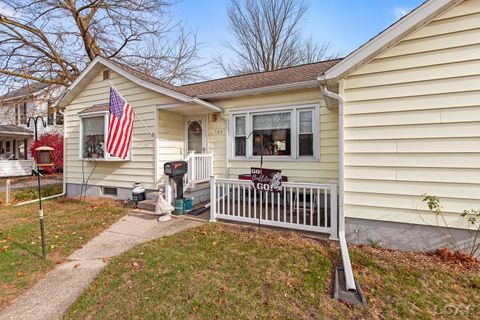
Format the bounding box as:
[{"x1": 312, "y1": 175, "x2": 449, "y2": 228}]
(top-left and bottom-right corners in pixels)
[{"x1": 35, "y1": 146, "x2": 54, "y2": 167}]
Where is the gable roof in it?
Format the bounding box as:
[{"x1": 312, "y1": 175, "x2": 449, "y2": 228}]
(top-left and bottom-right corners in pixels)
[
  {"x1": 179, "y1": 59, "x2": 341, "y2": 98},
  {"x1": 2, "y1": 82, "x2": 50, "y2": 101},
  {"x1": 320, "y1": 0, "x2": 463, "y2": 82},
  {"x1": 57, "y1": 56, "x2": 222, "y2": 112}
]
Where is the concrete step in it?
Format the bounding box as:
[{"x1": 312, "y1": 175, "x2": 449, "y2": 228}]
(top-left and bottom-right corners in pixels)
[
  {"x1": 137, "y1": 199, "x2": 156, "y2": 212},
  {"x1": 146, "y1": 192, "x2": 160, "y2": 201}
]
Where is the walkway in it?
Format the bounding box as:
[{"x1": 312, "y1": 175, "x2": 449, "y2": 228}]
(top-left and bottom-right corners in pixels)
[{"x1": 0, "y1": 212, "x2": 202, "y2": 320}]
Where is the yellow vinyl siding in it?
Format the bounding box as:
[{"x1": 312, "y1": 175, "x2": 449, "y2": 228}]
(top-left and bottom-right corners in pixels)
[
  {"x1": 65, "y1": 70, "x2": 177, "y2": 190},
  {"x1": 342, "y1": 0, "x2": 480, "y2": 229},
  {"x1": 211, "y1": 88, "x2": 339, "y2": 183},
  {"x1": 156, "y1": 110, "x2": 184, "y2": 184}
]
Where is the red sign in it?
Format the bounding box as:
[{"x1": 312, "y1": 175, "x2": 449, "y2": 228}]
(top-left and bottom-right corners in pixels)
[{"x1": 251, "y1": 167, "x2": 282, "y2": 192}]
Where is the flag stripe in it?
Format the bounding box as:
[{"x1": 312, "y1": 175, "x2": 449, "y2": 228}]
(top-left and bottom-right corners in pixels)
[
  {"x1": 118, "y1": 105, "x2": 133, "y2": 158},
  {"x1": 107, "y1": 87, "x2": 134, "y2": 159}
]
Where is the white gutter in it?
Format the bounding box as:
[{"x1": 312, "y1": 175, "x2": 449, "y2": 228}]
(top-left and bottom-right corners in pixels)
[{"x1": 317, "y1": 75, "x2": 356, "y2": 292}]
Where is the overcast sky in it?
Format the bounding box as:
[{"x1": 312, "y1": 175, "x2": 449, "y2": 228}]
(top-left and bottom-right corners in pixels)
[{"x1": 173, "y1": 0, "x2": 425, "y2": 79}]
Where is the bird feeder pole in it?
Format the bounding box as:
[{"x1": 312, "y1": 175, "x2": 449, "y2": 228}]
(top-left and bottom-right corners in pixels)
[{"x1": 27, "y1": 116, "x2": 48, "y2": 258}]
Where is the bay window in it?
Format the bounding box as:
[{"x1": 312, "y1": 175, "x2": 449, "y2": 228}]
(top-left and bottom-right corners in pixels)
[{"x1": 231, "y1": 105, "x2": 318, "y2": 160}]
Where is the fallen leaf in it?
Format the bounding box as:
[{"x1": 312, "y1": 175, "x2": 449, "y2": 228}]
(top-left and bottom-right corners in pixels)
[
  {"x1": 74, "y1": 263, "x2": 81, "y2": 269},
  {"x1": 17, "y1": 271, "x2": 23, "y2": 277}
]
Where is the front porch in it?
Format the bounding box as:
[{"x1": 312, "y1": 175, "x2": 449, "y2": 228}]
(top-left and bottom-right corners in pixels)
[{"x1": 0, "y1": 125, "x2": 34, "y2": 177}]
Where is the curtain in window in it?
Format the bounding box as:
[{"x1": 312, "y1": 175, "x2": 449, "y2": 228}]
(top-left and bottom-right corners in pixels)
[
  {"x1": 253, "y1": 113, "x2": 290, "y2": 129},
  {"x1": 82, "y1": 116, "x2": 104, "y2": 158}
]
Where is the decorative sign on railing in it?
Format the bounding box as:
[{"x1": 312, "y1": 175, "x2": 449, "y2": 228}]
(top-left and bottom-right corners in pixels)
[{"x1": 251, "y1": 167, "x2": 282, "y2": 192}]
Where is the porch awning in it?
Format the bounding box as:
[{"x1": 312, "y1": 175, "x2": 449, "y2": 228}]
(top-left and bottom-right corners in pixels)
[
  {"x1": 157, "y1": 100, "x2": 223, "y2": 115},
  {"x1": 0, "y1": 125, "x2": 33, "y2": 137}
]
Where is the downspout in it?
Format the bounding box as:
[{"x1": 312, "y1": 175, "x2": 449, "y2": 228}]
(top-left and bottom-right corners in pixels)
[{"x1": 317, "y1": 75, "x2": 356, "y2": 292}]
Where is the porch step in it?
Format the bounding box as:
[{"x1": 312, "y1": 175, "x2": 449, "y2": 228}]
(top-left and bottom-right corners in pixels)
[
  {"x1": 137, "y1": 199, "x2": 156, "y2": 212},
  {"x1": 185, "y1": 181, "x2": 210, "y2": 205},
  {"x1": 146, "y1": 191, "x2": 160, "y2": 201}
]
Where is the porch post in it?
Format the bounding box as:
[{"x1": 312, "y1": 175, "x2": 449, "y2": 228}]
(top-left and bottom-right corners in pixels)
[
  {"x1": 190, "y1": 151, "x2": 196, "y2": 187},
  {"x1": 329, "y1": 183, "x2": 339, "y2": 240},
  {"x1": 165, "y1": 176, "x2": 173, "y2": 205},
  {"x1": 209, "y1": 175, "x2": 217, "y2": 222}
]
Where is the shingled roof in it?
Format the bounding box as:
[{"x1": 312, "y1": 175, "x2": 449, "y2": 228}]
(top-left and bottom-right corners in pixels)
[
  {"x1": 2, "y1": 82, "x2": 50, "y2": 100},
  {"x1": 179, "y1": 59, "x2": 341, "y2": 97},
  {"x1": 0, "y1": 125, "x2": 33, "y2": 135}
]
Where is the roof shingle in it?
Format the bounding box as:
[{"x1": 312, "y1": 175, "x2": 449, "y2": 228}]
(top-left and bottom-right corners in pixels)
[{"x1": 178, "y1": 59, "x2": 342, "y2": 97}]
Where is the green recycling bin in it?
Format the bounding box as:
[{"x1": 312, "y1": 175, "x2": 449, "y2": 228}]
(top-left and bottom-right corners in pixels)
[
  {"x1": 184, "y1": 198, "x2": 193, "y2": 213},
  {"x1": 174, "y1": 198, "x2": 185, "y2": 215}
]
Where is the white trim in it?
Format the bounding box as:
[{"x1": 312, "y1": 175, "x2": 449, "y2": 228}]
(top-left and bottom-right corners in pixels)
[
  {"x1": 184, "y1": 116, "x2": 208, "y2": 155},
  {"x1": 323, "y1": 0, "x2": 462, "y2": 81},
  {"x1": 228, "y1": 103, "x2": 320, "y2": 161},
  {"x1": 0, "y1": 131, "x2": 33, "y2": 137},
  {"x1": 58, "y1": 56, "x2": 223, "y2": 113}
]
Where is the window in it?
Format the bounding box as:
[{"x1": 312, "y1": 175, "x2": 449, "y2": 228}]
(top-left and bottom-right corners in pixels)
[
  {"x1": 103, "y1": 187, "x2": 117, "y2": 197},
  {"x1": 103, "y1": 70, "x2": 110, "y2": 80},
  {"x1": 18, "y1": 103, "x2": 27, "y2": 125},
  {"x1": 81, "y1": 115, "x2": 105, "y2": 159},
  {"x1": 56, "y1": 108, "x2": 64, "y2": 125},
  {"x1": 298, "y1": 110, "x2": 313, "y2": 156},
  {"x1": 79, "y1": 111, "x2": 131, "y2": 161},
  {"x1": 253, "y1": 112, "x2": 291, "y2": 156},
  {"x1": 48, "y1": 103, "x2": 64, "y2": 126},
  {"x1": 18, "y1": 139, "x2": 27, "y2": 160},
  {"x1": 47, "y1": 103, "x2": 54, "y2": 126},
  {"x1": 230, "y1": 105, "x2": 318, "y2": 160},
  {"x1": 234, "y1": 115, "x2": 246, "y2": 156}
]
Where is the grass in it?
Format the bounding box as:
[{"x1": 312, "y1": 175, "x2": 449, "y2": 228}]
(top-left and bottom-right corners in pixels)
[
  {"x1": 66, "y1": 224, "x2": 480, "y2": 320},
  {"x1": 0, "y1": 197, "x2": 128, "y2": 309},
  {"x1": 0, "y1": 183, "x2": 63, "y2": 205}
]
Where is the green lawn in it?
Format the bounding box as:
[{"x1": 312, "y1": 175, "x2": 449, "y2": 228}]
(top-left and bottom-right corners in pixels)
[
  {"x1": 66, "y1": 224, "x2": 480, "y2": 320},
  {"x1": 0, "y1": 183, "x2": 63, "y2": 205},
  {"x1": 0, "y1": 197, "x2": 127, "y2": 309}
]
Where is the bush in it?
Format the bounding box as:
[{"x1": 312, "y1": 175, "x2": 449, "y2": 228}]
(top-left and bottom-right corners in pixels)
[{"x1": 29, "y1": 132, "x2": 63, "y2": 174}]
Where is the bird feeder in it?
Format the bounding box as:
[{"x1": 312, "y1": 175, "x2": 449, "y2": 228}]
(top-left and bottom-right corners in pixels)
[{"x1": 35, "y1": 146, "x2": 54, "y2": 167}]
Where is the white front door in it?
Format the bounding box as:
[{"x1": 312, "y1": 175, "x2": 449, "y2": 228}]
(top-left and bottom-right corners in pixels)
[{"x1": 185, "y1": 117, "x2": 207, "y2": 154}]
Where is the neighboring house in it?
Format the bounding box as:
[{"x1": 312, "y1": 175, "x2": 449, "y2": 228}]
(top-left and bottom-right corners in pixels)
[
  {"x1": 57, "y1": 0, "x2": 480, "y2": 253},
  {"x1": 0, "y1": 82, "x2": 64, "y2": 177}
]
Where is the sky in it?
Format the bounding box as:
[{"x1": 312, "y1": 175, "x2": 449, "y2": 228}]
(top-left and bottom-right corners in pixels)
[{"x1": 172, "y1": 0, "x2": 425, "y2": 79}]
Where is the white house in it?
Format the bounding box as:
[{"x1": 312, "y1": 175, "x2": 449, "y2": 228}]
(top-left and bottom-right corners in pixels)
[{"x1": 0, "y1": 82, "x2": 64, "y2": 177}]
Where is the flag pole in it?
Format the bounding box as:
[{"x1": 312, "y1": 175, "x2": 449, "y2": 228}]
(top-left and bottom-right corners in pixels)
[{"x1": 109, "y1": 81, "x2": 154, "y2": 137}]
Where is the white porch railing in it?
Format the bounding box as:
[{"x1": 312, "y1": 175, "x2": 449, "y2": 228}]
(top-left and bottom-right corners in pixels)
[
  {"x1": 183, "y1": 151, "x2": 214, "y2": 191},
  {"x1": 0, "y1": 160, "x2": 34, "y2": 177},
  {"x1": 209, "y1": 176, "x2": 338, "y2": 238}
]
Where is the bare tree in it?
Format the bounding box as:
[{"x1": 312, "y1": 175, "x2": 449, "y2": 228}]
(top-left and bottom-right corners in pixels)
[
  {"x1": 0, "y1": 0, "x2": 203, "y2": 90},
  {"x1": 216, "y1": 0, "x2": 336, "y2": 76}
]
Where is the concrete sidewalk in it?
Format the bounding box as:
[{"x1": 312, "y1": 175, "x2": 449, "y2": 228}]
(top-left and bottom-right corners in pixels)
[{"x1": 0, "y1": 212, "x2": 202, "y2": 320}]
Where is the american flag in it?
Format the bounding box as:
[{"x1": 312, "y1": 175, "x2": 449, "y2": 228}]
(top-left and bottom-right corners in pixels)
[{"x1": 106, "y1": 86, "x2": 134, "y2": 159}]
